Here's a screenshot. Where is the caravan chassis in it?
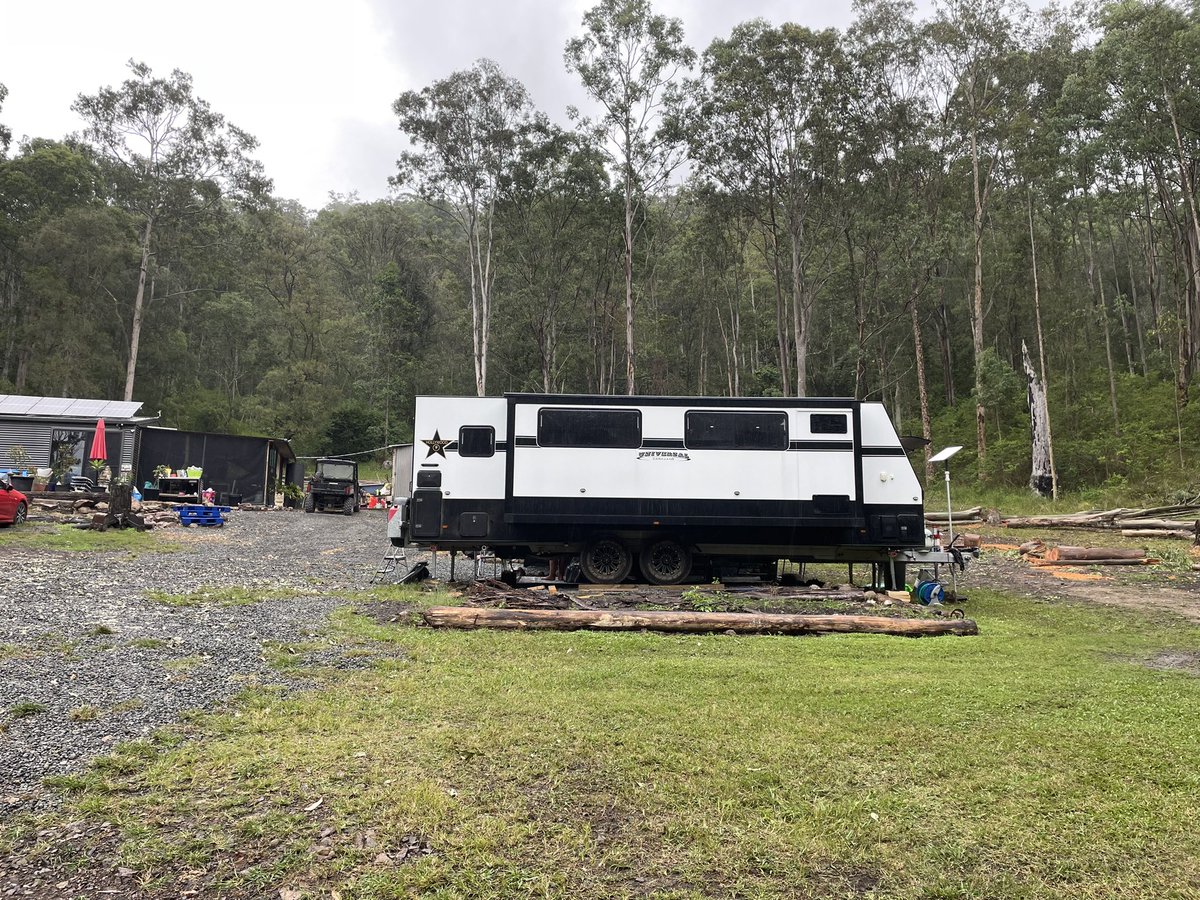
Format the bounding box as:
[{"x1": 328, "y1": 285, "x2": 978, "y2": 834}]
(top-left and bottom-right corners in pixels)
[{"x1": 400, "y1": 393, "x2": 939, "y2": 586}]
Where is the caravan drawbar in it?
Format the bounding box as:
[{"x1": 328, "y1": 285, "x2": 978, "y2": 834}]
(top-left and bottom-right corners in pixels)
[{"x1": 392, "y1": 394, "x2": 930, "y2": 584}]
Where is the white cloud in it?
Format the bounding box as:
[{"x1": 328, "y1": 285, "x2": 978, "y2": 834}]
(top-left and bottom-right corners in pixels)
[{"x1": 3, "y1": 0, "x2": 909, "y2": 210}]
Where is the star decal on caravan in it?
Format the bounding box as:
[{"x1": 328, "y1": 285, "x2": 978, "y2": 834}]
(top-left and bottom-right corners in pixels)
[{"x1": 422, "y1": 430, "x2": 452, "y2": 458}]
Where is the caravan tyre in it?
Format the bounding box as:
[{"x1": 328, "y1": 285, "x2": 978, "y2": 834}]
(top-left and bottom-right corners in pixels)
[
  {"x1": 638, "y1": 539, "x2": 692, "y2": 585},
  {"x1": 580, "y1": 534, "x2": 633, "y2": 585}
]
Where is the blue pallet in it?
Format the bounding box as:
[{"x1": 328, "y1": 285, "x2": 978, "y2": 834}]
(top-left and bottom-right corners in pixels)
[{"x1": 178, "y1": 505, "x2": 232, "y2": 527}]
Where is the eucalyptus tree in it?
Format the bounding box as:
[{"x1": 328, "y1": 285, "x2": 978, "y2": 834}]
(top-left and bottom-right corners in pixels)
[
  {"x1": 73, "y1": 60, "x2": 268, "y2": 402},
  {"x1": 393, "y1": 59, "x2": 534, "y2": 397},
  {"x1": 1083, "y1": 0, "x2": 1200, "y2": 406},
  {"x1": 845, "y1": 0, "x2": 950, "y2": 478},
  {"x1": 0, "y1": 139, "x2": 125, "y2": 394},
  {"x1": 687, "y1": 20, "x2": 851, "y2": 397},
  {"x1": 927, "y1": 0, "x2": 1026, "y2": 476},
  {"x1": 496, "y1": 119, "x2": 611, "y2": 392},
  {"x1": 0, "y1": 83, "x2": 11, "y2": 154},
  {"x1": 565, "y1": 0, "x2": 695, "y2": 395}
]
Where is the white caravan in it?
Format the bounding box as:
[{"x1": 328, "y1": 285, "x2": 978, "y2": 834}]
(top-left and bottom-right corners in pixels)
[{"x1": 391, "y1": 394, "x2": 934, "y2": 585}]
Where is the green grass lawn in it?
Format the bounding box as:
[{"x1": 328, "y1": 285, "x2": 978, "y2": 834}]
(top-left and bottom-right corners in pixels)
[
  {"x1": 10, "y1": 588, "x2": 1200, "y2": 899},
  {"x1": 0, "y1": 522, "x2": 179, "y2": 552}
]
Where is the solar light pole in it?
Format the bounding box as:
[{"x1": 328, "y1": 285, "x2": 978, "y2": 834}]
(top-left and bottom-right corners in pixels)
[{"x1": 929, "y1": 446, "x2": 963, "y2": 545}]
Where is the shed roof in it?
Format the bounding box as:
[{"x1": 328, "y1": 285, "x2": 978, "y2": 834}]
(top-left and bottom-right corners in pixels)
[{"x1": 0, "y1": 395, "x2": 144, "y2": 421}]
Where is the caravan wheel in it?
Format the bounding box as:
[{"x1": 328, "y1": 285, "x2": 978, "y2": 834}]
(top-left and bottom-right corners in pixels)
[
  {"x1": 638, "y1": 539, "x2": 692, "y2": 585},
  {"x1": 580, "y1": 534, "x2": 633, "y2": 584}
]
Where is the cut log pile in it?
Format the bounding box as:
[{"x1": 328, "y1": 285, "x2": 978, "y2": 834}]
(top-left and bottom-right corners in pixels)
[
  {"x1": 1019, "y1": 540, "x2": 1159, "y2": 567},
  {"x1": 1003, "y1": 505, "x2": 1200, "y2": 541}
]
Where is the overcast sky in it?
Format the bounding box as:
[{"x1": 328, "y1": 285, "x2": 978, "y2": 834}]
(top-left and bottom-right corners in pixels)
[{"x1": 4, "y1": 0, "x2": 906, "y2": 212}]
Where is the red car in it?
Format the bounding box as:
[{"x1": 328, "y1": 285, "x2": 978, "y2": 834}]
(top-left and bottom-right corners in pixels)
[{"x1": 0, "y1": 475, "x2": 28, "y2": 526}]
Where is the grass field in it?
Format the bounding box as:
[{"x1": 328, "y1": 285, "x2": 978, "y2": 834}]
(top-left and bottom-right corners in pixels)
[
  {"x1": 0, "y1": 522, "x2": 178, "y2": 552},
  {"x1": 9, "y1": 584, "x2": 1200, "y2": 899}
]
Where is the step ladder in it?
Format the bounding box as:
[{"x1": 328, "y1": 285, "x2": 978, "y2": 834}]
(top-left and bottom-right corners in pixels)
[{"x1": 370, "y1": 544, "x2": 409, "y2": 584}]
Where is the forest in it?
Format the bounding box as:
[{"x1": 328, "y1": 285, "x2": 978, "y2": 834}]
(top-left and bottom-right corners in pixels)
[{"x1": 2, "y1": 0, "x2": 1199, "y2": 500}]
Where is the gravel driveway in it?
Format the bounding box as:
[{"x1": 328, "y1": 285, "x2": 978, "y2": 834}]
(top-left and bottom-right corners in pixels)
[{"x1": 0, "y1": 508, "x2": 418, "y2": 807}]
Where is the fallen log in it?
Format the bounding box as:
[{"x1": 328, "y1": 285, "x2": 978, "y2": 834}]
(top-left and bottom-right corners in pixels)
[
  {"x1": 1029, "y1": 557, "x2": 1159, "y2": 567},
  {"x1": 1111, "y1": 518, "x2": 1198, "y2": 530},
  {"x1": 925, "y1": 506, "x2": 982, "y2": 523},
  {"x1": 1121, "y1": 529, "x2": 1195, "y2": 540},
  {"x1": 1047, "y1": 546, "x2": 1147, "y2": 561},
  {"x1": 422, "y1": 606, "x2": 978, "y2": 637}
]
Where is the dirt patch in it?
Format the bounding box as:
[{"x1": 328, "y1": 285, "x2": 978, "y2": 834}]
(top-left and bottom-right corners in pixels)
[
  {"x1": 1140, "y1": 650, "x2": 1200, "y2": 675},
  {"x1": 966, "y1": 529, "x2": 1200, "y2": 623},
  {"x1": 810, "y1": 863, "x2": 883, "y2": 895},
  {"x1": 359, "y1": 600, "x2": 418, "y2": 624}
]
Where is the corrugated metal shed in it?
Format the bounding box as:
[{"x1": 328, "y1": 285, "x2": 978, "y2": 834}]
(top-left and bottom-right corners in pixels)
[{"x1": 0, "y1": 395, "x2": 150, "y2": 473}]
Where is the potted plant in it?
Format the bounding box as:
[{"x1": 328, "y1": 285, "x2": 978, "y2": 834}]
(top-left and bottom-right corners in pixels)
[
  {"x1": 6, "y1": 445, "x2": 34, "y2": 492},
  {"x1": 49, "y1": 456, "x2": 73, "y2": 492},
  {"x1": 282, "y1": 482, "x2": 305, "y2": 509}
]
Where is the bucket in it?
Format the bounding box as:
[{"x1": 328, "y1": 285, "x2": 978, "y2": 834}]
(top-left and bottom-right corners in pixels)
[{"x1": 914, "y1": 580, "x2": 944, "y2": 605}]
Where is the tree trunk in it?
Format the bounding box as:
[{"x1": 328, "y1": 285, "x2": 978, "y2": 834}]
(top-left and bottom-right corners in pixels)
[
  {"x1": 909, "y1": 292, "x2": 934, "y2": 484},
  {"x1": 1022, "y1": 340, "x2": 1054, "y2": 498},
  {"x1": 123, "y1": 216, "x2": 154, "y2": 403},
  {"x1": 1085, "y1": 201, "x2": 1121, "y2": 435},
  {"x1": 1028, "y1": 190, "x2": 1057, "y2": 499},
  {"x1": 969, "y1": 130, "x2": 987, "y2": 478},
  {"x1": 623, "y1": 164, "x2": 636, "y2": 396}
]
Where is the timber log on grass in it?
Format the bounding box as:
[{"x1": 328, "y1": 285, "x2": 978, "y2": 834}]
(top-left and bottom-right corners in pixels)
[
  {"x1": 422, "y1": 607, "x2": 979, "y2": 637},
  {"x1": 1046, "y1": 546, "x2": 1147, "y2": 561},
  {"x1": 1121, "y1": 528, "x2": 1196, "y2": 540},
  {"x1": 1029, "y1": 557, "x2": 1159, "y2": 567}
]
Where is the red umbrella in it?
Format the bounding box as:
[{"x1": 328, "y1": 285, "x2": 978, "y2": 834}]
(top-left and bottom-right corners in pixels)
[{"x1": 89, "y1": 418, "x2": 107, "y2": 466}]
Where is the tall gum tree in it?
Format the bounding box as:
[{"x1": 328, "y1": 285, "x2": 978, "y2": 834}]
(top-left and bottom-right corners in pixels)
[
  {"x1": 393, "y1": 59, "x2": 533, "y2": 397},
  {"x1": 566, "y1": 0, "x2": 695, "y2": 395},
  {"x1": 687, "y1": 20, "x2": 849, "y2": 397},
  {"x1": 928, "y1": 0, "x2": 1024, "y2": 479},
  {"x1": 73, "y1": 60, "x2": 268, "y2": 402}
]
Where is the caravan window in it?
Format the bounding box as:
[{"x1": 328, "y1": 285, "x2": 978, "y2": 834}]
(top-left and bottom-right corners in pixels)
[
  {"x1": 811, "y1": 413, "x2": 848, "y2": 435},
  {"x1": 684, "y1": 411, "x2": 788, "y2": 450},
  {"x1": 458, "y1": 426, "x2": 495, "y2": 458},
  {"x1": 538, "y1": 408, "x2": 642, "y2": 448}
]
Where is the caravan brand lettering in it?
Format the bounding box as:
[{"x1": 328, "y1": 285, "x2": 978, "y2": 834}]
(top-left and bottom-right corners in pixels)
[{"x1": 637, "y1": 450, "x2": 690, "y2": 461}]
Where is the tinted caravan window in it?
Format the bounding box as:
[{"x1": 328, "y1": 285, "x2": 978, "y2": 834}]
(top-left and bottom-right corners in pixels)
[
  {"x1": 537, "y1": 408, "x2": 642, "y2": 448},
  {"x1": 684, "y1": 411, "x2": 788, "y2": 450},
  {"x1": 458, "y1": 426, "x2": 495, "y2": 458},
  {"x1": 811, "y1": 413, "x2": 848, "y2": 435}
]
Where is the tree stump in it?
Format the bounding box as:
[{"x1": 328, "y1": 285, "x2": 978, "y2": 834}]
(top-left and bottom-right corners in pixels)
[{"x1": 110, "y1": 483, "x2": 132, "y2": 517}]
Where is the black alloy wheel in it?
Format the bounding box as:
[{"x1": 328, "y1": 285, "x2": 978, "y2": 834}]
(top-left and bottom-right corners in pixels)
[
  {"x1": 580, "y1": 534, "x2": 633, "y2": 584},
  {"x1": 638, "y1": 538, "x2": 692, "y2": 585}
]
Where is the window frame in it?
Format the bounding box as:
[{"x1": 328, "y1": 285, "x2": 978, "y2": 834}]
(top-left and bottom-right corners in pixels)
[
  {"x1": 457, "y1": 425, "x2": 496, "y2": 458},
  {"x1": 536, "y1": 407, "x2": 643, "y2": 449},
  {"x1": 683, "y1": 410, "x2": 789, "y2": 451},
  {"x1": 810, "y1": 413, "x2": 849, "y2": 435}
]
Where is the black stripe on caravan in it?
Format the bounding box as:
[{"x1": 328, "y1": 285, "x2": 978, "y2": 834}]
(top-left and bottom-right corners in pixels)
[
  {"x1": 788, "y1": 440, "x2": 854, "y2": 451},
  {"x1": 861, "y1": 446, "x2": 907, "y2": 456},
  {"x1": 448, "y1": 442, "x2": 509, "y2": 453},
  {"x1": 506, "y1": 392, "x2": 857, "y2": 410},
  {"x1": 513, "y1": 436, "x2": 854, "y2": 451}
]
